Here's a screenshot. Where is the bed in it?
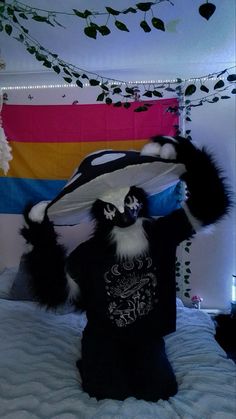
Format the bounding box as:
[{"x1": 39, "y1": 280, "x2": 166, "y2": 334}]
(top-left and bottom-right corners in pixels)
[{"x1": 0, "y1": 268, "x2": 235, "y2": 419}]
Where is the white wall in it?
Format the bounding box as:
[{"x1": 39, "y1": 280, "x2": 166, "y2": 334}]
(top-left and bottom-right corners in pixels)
[
  {"x1": 185, "y1": 95, "x2": 236, "y2": 310},
  {"x1": 0, "y1": 87, "x2": 235, "y2": 310}
]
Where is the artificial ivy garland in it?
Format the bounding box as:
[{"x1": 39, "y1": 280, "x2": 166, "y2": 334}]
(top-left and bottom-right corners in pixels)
[{"x1": 0, "y1": 0, "x2": 235, "y2": 115}]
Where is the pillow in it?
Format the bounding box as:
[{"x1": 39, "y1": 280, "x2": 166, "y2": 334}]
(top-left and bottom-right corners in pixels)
[
  {"x1": 8, "y1": 255, "x2": 76, "y2": 314},
  {"x1": 176, "y1": 297, "x2": 184, "y2": 307},
  {"x1": 0, "y1": 267, "x2": 17, "y2": 299},
  {"x1": 10, "y1": 255, "x2": 36, "y2": 301}
]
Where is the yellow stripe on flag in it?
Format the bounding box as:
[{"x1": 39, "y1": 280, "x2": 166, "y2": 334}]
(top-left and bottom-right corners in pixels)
[{"x1": 7, "y1": 140, "x2": 148, "y2": 180}]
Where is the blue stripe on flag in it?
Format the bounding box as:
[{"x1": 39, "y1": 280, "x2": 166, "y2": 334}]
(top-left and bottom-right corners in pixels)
[
  {"x1": 0, "y1": 178, "x2": 183, "y2": 216},
  {"x1": 0, "y1": 178, "x2": 67, "y2": 214}
]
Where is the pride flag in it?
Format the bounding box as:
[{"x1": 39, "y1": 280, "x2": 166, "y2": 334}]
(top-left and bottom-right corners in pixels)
[{"x1": 0, "y1": 99, "x2": 178, "y2": 214}]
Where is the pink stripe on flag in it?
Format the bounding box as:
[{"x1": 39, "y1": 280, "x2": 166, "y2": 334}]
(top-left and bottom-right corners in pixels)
[{"x1": 2, "y1": 99, "x2": 178, "y2": 143}]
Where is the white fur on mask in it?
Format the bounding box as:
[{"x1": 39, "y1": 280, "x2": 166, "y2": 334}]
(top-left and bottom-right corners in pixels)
[{"x1": 101, "y1": 187, "x2": 130, "y2": 213}]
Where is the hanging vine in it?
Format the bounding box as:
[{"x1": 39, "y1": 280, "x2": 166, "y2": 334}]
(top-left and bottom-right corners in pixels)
[{"x1": 0, "y1": 0, "x2": 235, "y2": 114}]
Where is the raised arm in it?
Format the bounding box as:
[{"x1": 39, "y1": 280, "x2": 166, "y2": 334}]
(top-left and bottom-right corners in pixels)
[
  {"x1": 144, "y1": 135, "x2": 232, "y2": 230},
  {"x1": 20, "y1": 202, "x2": 80, "y2": 309}
]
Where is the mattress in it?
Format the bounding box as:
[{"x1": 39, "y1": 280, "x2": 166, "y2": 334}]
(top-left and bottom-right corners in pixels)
[{"x1": 0, "y1": 297, "x2": 235, "y2": 419}]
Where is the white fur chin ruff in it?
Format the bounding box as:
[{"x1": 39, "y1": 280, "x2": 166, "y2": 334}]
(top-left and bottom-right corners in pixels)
[{"x1": 110, "y1": 218, "x2": 149, "y2": 259}]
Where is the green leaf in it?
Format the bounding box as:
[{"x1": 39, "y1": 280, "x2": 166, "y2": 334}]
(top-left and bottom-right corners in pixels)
[
  {"x1": 12, "y1": 13, "x2": 19, "y2": 23},
  {"x1": 125, "y1": 87, "x2": 135, "y2": 94},
  {"x1": 185, "y1": 84, "x2": 197, "y2": 96},
  {"x1": 143, "y1": 91, "x2": 153, "y2": 97},
  {"x1": 76, "y1": 79, "x2": 83, "y2": 88},
  {"x1": 184, "y1": 292, "x2": 190, "y2": 298},
  {"x1": 115, "y1": 20, "x2": 129, "y2": 32},
  {"x1": 100, "y1": 84, "x2": 109, "y2": 91},
  {"x1": 134, "y1": 105, "x2": 148, "y2": 112},
  {"x1": 53, "y1": 19, "x2": 66, "y2": 28},
  {"x1": 153, "y1": 90, "x2": 163, "y2": 97},
  {"x1": 123, "y1": 102, "x2": 131, "y2": 109},
  {"x1": 165, "y1": 87, "x2": 175, "y2": 92},
  {"x1": 27, "y1": 46, "x2": 36, "y2": 54},
  {"x1": 53, "y1": 65, "x2": 60, "y2": 74},
  {"x1": 63, "y1": 67, "x2": 71, "y2": 76},
  {"x1": 82, "y1": 74, "x2": 89, "y2": 79},
  {"x1": 0, "y1": 5, "x2": 5, "y2": 14},
  {"x1": 227, "y1": 74, "x2": 236, "y2": 82},
  {"x1": 0, "y1": 21, "x2": 3, "y2": 32},
  {"x1": 21, "y1": 25, "x2": 29, "y2": 33},
  {"x1": 73, "y1": 9, "x2": 86, "y2": 18},
  {"x1": 63, "y1": 77, "x2": 72, "y2": 83},
  {"x1": 32, "y1": 15, "x2": 49, "y2": 23},
  {"x1": 89, "y1": 79, "x2": 100, "y2": 86},
  {"x1": 106, "y1": 97, "x2": 113, "y2": 105},
  {"x1": 35, "y1": 52, "x2": 47, "y2": 61},
  {"x1": 221, "y1": 95, "x2": 231, "y2": 99},
  {"x1": 106, "y1": 7, "x2": 120, "y2": 15},
  {"x1": 185, "y1": 261, "x2": 191, "y2": 265},
  {"x1": 84, "y1": 26, "x2": 97, "y2": 39},
  {"x1": 214, "y1": 80, "x2": 224, "y2": 89},
  {"x1": 113, "y1": 87, "x2": 122, "y2": 94},
  {"x1": 152, "y1": 17, "x2": 165, "y2": 31},
  {"x1": 72, "y1": 72, "x2": 80, "y2": 78},
  {"x1": 97, "y1": 92, "x2": 105, "y2": 101},
  {"x1": 212, "y1": 96, "x2": 219, "y2": 102},
  {"x1": 43, "y1": 60, "x2": 52, "y2": 68},
  {"x1": 113, "y1": 101, "x2": 122, "y2": 107},
  {"x1": 7, "y1": 6, "x2": 14, "y2": 16},
  {"x1": 140, "y1": 20, "x2": 151, "y2": 32},
  {"x1": 123, "y1": 7, "x2": 137, "y2": 14},
  {"x1": 200, "y1": 85, "x2": 209, "y2": 93},
  {"x1": 83, "y1": 10, "x2": 92, "y2": 18},
  {"x1": 231, "y1": 88, "x2": 236, "y2": 94},
  {"x1": 136, "y1": 2, "x2": 154, "y2": 12},
  {"x1": 98, "y1": 25, "x2": 111, "y2": 36},
  {"x1": 5, "y1": 24, "x2": 12, "y2": 35}
]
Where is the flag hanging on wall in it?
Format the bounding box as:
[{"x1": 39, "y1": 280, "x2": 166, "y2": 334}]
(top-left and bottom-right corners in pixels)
[{"x1": 0, "y1": 98, "x2": 179, "y2": 214}]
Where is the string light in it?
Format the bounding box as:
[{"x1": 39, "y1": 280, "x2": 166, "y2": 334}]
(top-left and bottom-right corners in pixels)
[{"x1": 0, "y1": 75, "x2": 227, "y2": 91}]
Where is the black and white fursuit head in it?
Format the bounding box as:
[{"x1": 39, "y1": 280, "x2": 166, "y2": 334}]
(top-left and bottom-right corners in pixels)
[{"x1": 20, "y1": 136, "x2": 232, "y2": 402}]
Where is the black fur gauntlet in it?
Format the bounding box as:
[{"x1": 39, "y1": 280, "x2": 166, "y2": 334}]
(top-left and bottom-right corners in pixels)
[{"x1": 20, "y1": 206, "x2": 69, "y2": 308}]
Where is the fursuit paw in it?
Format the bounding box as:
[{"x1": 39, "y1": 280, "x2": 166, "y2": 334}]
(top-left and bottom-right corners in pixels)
[
  {"x1": 151, "y1": 135, "x2": 199, "y2": 165},
  {"x1": 141, "y1": 136, "x2": 178, "y2": 160}
]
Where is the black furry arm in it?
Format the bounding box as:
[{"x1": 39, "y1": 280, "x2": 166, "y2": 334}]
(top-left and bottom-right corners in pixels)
[
  {"x1": 180, "y1": 145, "x2": 231, "y2": 226},
  {"x1": 20, "y1": 207, "x2": 70, "y2": 309},
  {"x1": 152, "y1": 136, "x2": 232, "y2": 228}
]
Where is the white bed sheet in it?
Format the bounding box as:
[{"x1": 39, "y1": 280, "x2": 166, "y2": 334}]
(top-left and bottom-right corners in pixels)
[{"x1": 0, "y1": 298, "x2": 235, "y2": 419}]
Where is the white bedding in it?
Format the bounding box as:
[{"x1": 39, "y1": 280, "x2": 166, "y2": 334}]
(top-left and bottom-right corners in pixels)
[{"x1": 0, "y1": 297, "x2": 235, "y2": 419}]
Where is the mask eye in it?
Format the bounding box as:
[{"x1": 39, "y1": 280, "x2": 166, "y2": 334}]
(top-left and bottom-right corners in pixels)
[
  {"x1": 125, "y1": 195, "x2": 140, "y2": 211},
  {"x1": 104, "y1": 203, "x2": 117, "y2": 220}
]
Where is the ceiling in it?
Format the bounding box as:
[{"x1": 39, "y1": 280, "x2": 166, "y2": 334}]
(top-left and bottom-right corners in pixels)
[{"x1": 0, "y1": 0, "x2": 235, "y2": 87}]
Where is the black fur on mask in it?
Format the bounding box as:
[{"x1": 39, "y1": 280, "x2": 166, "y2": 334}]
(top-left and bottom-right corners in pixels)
[{"x1": 90, "y1": 186, "x2": 149, "y2": 232}]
